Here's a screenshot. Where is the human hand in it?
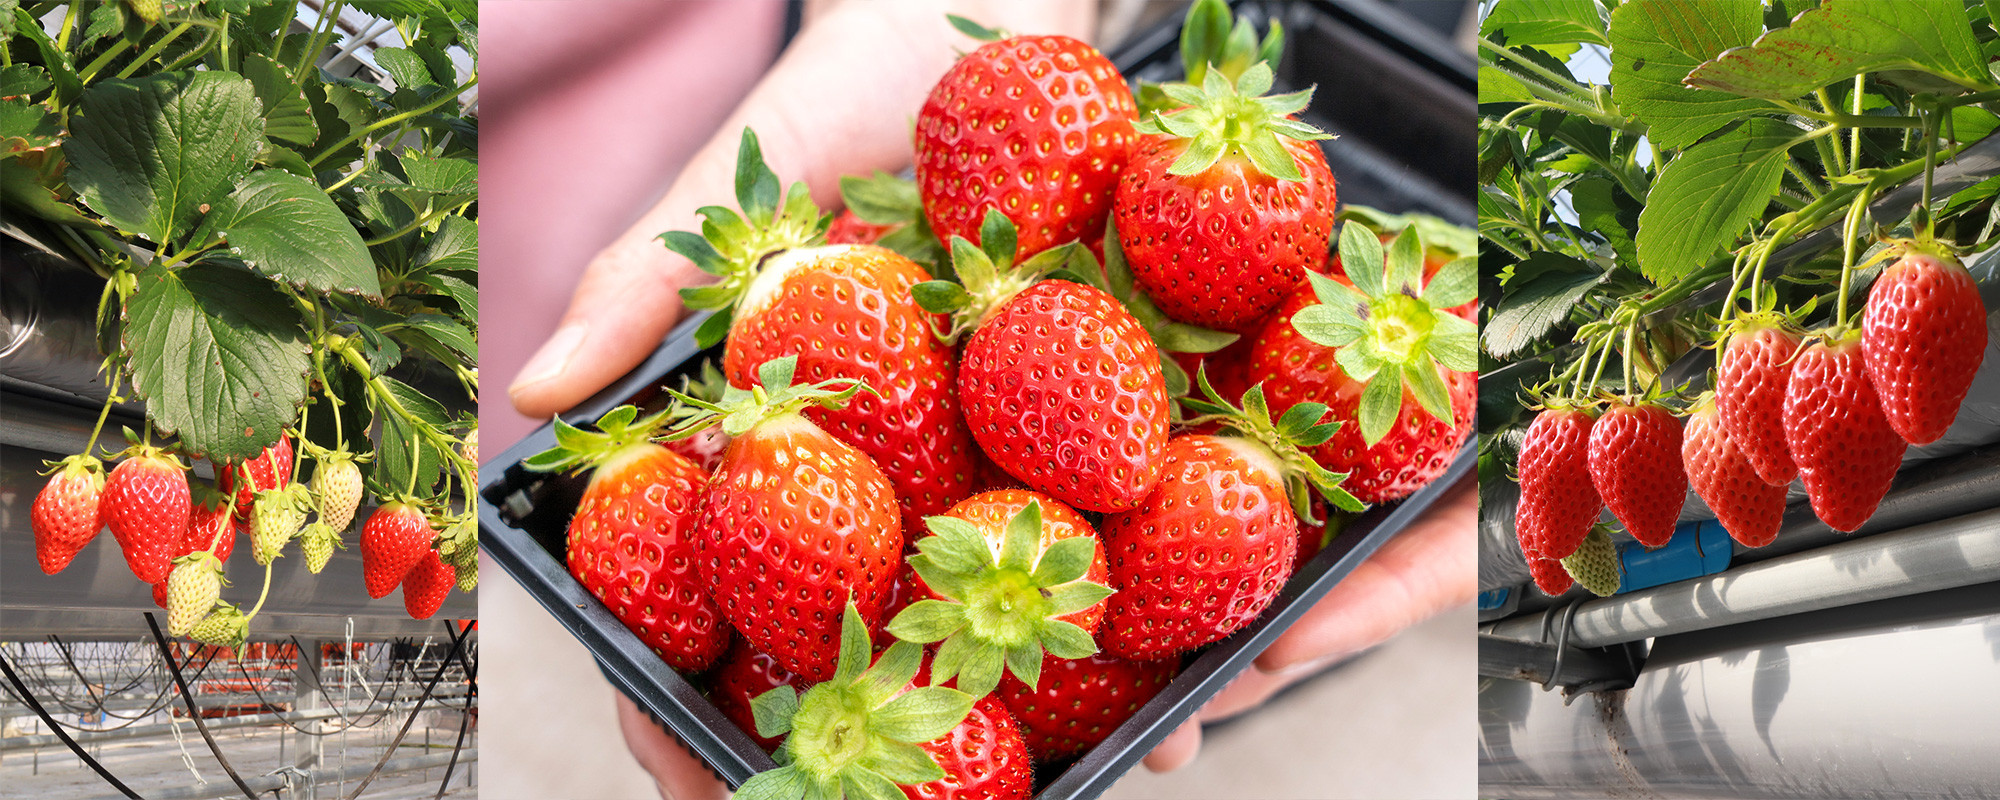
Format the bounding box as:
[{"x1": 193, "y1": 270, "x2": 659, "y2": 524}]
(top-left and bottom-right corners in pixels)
[{"x1": 1141, "y1": 477, "x2": 1478, "y2": 772}]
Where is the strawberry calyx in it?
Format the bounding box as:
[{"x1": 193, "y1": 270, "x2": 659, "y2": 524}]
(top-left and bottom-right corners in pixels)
[
  {"x1": 520, "y1": 404, "x2": 675, "y2": 475},
  {"x1": 1138, "y1": 0, "x2": 1284, "y2": 114},
  {"x1": 662, "y1": 355, "x2": 869, "y2": 440},
  {"x1": 662, "y1": 128, "x2": 833, "y2": 349},
  {"x1": 1182, "y1": 369, "x2": 1365, "y2": 523},
  {"x1": 912, "y1": 209, "x2": 1078, "y2": 343},
  {"x1": 1338, "y1": 205, "x2": 1477, "y2": 262},
  {"x1": 1137, "y1": 61, "x2": 1331, "y2": 182},
  {"x1": 886, "y1": 500, "x2": 1113, "y2": 698},
  {"x1": 739, "y1": 604, "x2": 976, "y2": 800},
  {"x1": 39, "y1": 452, "x2": 106, "y2": 482},
  {"x1": 188, "y1": 603, "x2": 249, "y2": 648},
  {"x1": 1292, "y1": 222, "x2": 1477, "y2": 445},
  {"x1": 838, "y1": 171, "x2": 948, "y2": 274}
]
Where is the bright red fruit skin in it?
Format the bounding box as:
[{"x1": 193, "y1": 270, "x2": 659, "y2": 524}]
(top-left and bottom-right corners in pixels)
[
  {"x1": 871, "y1": 562, "x2": 929, "y2": 652},
  {"x1": 727, "y1": 244, "x2": 977, "y2": 538},
  {"x1": 694, "y1": 414, "x2": 902, "y2": 681},
  {"x1": 567, "y1": 443, "x2": 727, "y2": 673},
  {"x1": 915, "y1": 35, "x2": 1137, "y2": 259},
  {"x1": 1586, "y1": 402, "x2": 1685, "y2": 548},
  {"x1": 1526, "y1": 556, "x2": 1573, "y2": 596},
  {"x1": 924, "y1": 490, "x2": 1111, "y2": 634},
  {"x1": 1683, "y1": 402, "x2": 1787, "y2": 547},
  {"x1": 708, "y1": 639, "x2": 808, "y2": 752},
  {"x1": 402, "y1": 549, "x2": 454, "y2": 620},
  {"x1": 825, "y1": 209, "x2": 892, "y2": 245},
  {"x1": 1514, "y1": 409, "x2": 1600, "y2": 560},
  {"x1": 102, "y1": 455, "x2": 191, "y2": 584},
  {"x1": 1717, "y1": 324, "x2": 1801, "y2": 486},
  {"x1": 995, "y1": 653, "x2": 1177, "y2": 761},
  {"x1": 904, "y1": 696, "x2": 1033, "y2": 800},
  {"x1": 33, "y1": 465, "x2": 102, "y2": 575},
  {"x1": 1250, "y1": 286, "x2": 1473, "y2": 504},
  {"x1": 1783, "y1": 336, "x2": 1907, "y2": 532},
  {"x1": 959, "y1": 280, "x2": 1169, "y2": 513},
  {"x1": 1862, "y1": 251, "x2": 1988, "y2": 445},
  {"x1": 361, "y1": 503, "x2": 432, "y2": 599},
  {"x1": 183, "y1": 499, "x2": 236, "y2": 565},
  {"x1": 217, "y1": 435, "x2": 292, "y2": 529},
  {"x1": 1101, "y1": 436, "x2": 1297, "y2": 661},
  {"x1": 1116, "y1": 135, "x2": 1335, "y2": 331}
]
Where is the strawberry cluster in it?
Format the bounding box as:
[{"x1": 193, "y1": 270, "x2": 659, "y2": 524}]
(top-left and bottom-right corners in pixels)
[
  {"x1": 30, "y1": 428, "x2": 476, "y2": 648},
  {"x1": 1513, "y1": 242, "x2": 1987, "y2": 597},
  {"x1": 530, "y1": 5, "x2": 1475, "y2": 798}
]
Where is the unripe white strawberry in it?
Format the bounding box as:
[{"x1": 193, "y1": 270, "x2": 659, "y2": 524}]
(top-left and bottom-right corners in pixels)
[
  {"x1": 1561, "y1": 525, "x2": 1622, "y2": 598},
  {"x1": 167, "y1": 552, "x2": 223, "y2": 636},
  {"x1": 189, "y1": 604, "x2": 248, "y2": 648},
  {"x1": 313, "y1": 454, "x2": 365, "y2": 532},
  {"x1": 299, "y1": 521, "x2": 340, "y2": 574},
  {"x1": 251, "y1": 485, "x2": 309, "y2": 565}
]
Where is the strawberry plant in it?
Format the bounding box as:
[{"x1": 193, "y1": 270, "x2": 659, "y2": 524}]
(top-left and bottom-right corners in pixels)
[
  {"x1": 11, "y1": 1, "x2": 479, "y2": 643},
  {"x1": 1482, "y1": 0, "x2": 1997, "y2": 579}
]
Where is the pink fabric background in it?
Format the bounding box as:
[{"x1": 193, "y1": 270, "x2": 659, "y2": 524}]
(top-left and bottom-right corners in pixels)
[{"x1": 479, "y1": 1, "x2": 786, "y2": 450}]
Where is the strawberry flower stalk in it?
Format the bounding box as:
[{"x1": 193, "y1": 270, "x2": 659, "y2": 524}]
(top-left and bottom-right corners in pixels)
[
  {"x1": 739, "y1": 604, "x2": 975, "y2": 800},
  {"x1": 1293, "y1": 222, "x2": 1478, "y2": 445},
  {"x1": 887, "y1": 500, "x2": 1115, "y2": 698}
]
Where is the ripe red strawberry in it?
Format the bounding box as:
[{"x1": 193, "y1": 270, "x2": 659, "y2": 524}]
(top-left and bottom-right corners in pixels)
[
  {"x1": 871, "y1": 562, "x2": 929, "y2": 651},
  {"x1": 1100, "y1": 436, "x2": 1302, "y2": 661},
  {"x1": 914, "y1": 18, "x2": 1137, "y2": 259},
  {"x1": 1259, "y1": 223, "x2": 1478, "y2": 503},
  {"x1": 1526, "y1": 556, "x2": 1573, "y2": 596},
  {"x1": 524, "y1": 405, "x2": 729, "y2": 673},
  {"x1": 957, "y1": 279, "x2": 1170, "y2": 513},
  {"x1": 663, "y1": 360, "x2": 732, "y2": 473},
  {"x1": 708, "y1": 639, "x2": 808, "y2": 752},
  {"x1": 402, "y1": 549, "x2": 454, "y2": 620},
  {"x1": 826, "y1": 209, "x2": 893, "y2": 245},
  {"x1": 151, "y1": 580, "x2": 170, "y2": 609},
  {"x1": 1683, "y1": 394, "x2": 1787, "y2": 547},
  {"x1": 1717, "y1": 319, "x2": 1801, "y2": 486},
  {"x1": 1292, "y1": 500, "x2": 1332, "y2": 573},
  {"x1": 312, "y1": 452, "x2": 364, "y2": 532},
  {"x1": 666, "y1": 130, "x2": 977, "y2": 537},
  {"x1": 885, "y1": 490, "x2": 1114, "y2": 697},
  {"x1": 735, "y1": 604, "x2": 1025, "y2": 800},
  {"x1": 906, "y1": 695, "x2": 1032, "y2": 800},
  {"x1": 1862, "y1": 246, "x2": 1988, "y2": 445},
  {"x1": 1586, "y1": 400, "x2": 1685, "y2": 548},
  {"x1": 32, "y1": 454, "x2": 105, "y2": 575},
  {"x1": 184, "y1": 494, "x2": 236, "y2": 565},
  {"x1": 1116, "y1": 64, "x2": 1336, "y2": 331},
  {"x1": 671, "y1": 357, "x2": 903, "y2": 681},
  {"x1": 1514, "y1": 408, "x2": 1601, "y2": 560},
  {"x1": 1783, "y1": 331, "x2": 1907, "y2": 532},
  {"x1": 165, "y1": 552, "x2": 223, "y2": 637},
  {"x1": 360, "y1": 501, "x2": 433, "y2": 598},
  {"x1": 102, "y1": 446, "x2": 192, "y2": 584},
  {"x1": 217, "y1": 435, "x2": 292, "y2": 529},
  {"x1": 995, "y1": 653, "x2": 1177, "y2": 761}
]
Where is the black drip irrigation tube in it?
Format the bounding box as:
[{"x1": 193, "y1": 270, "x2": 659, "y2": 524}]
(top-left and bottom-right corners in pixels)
[
  {"x1": 343, "y1": 623, "x2": 470, "y2": 800},
  {"x1": 433, "y1": 619, "x2": 478, "y2": 800},
  {"x1": 0, "y1": 646, "x2": 145, "y2": 799},
  {"x1": 145, "y1": 611, "x2": 261, "y2": 800}
]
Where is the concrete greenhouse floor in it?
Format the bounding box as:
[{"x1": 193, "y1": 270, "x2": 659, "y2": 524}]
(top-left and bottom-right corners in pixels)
[{"x1": 479, "y1": 551, "x2": 1474, "y2": 800}]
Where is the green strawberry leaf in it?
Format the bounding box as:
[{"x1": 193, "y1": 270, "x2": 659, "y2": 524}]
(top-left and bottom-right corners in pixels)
[
  {"x1": 0, "y1": 64, "x2": 51, "y2": 98},
  {"x1": 240, "y1": 53, "x2": 319, "y2": 146},
  {"x1": 190, "y1": 169, "x2": 378, "y2": 297},
  {"x1": 1607, "y1": 0, "x2": 1774, "y2": 149},
  {"x1": 124, "y1": 262, "x2": 307, "y2": 460},
  {"x1": 68, "y1": 72, "x2": 264, "y2": 245},
  {"x1": 1635, "y1": 118, "x2": 1798, "y2": 285},
  {"x1": 1480, "y1": 0, "x2": 1608, "y2": 51},
  {"x1": 1687, "y1": 0, "x2": 1995, "y2": 101}
]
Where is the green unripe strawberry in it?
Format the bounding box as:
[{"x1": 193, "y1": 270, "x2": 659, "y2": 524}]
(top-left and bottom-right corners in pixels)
[
  {"x1": 251, "y1": 485, "x2": 310, "y2": 565},
  {"x1": 299, "y1": 522, "x2": 341, "y2": 574},
  {"x1": 454, "y1": 556, "x2": 477, "y2": 593},
  {"x1": 189, "y1": 604, "x2": 249, "y2": 649},
  {"x1": 1561, "y1": 525, "x2": 1621, "y2": 598},
  {"x1": 166, "y1": 552, "x2": 223, "y2": 637}
]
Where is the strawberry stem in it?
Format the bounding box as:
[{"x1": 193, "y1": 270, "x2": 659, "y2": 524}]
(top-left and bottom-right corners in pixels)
[
  {"x1": 1835, "y1": 180, "x2": 1879, "y2": 328},
  {"x1": 83, "y1": 371, "x2": 122, "y2": 459}
]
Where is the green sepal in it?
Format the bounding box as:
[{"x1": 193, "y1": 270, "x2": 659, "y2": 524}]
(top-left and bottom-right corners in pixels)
[
  {"x1": 1136, "y1": 62, "x2": 1332, "y2": 182},
  {"x1": 1294, "y1": 222, "x2": 1473, "y2": 443},
  {"x1": 892, "y1": 500, "x2": 1113, "y2": 698},
  {"x1": 520, "y1": 404, "x2": 672, "y2": 474},
  {"x1": 841, "y1": 769, "x2": 908, "y2": 800},
  {"x1": 831, "y1": 601, "x2": 872, "y2": 686},
  {"x1": 662, "y1": 355, "x2": 869, "y2": 440},
  {"x1": 922, "y1": 210, "x2": 1074, "y2": 343},
  {"x1": 751, "y1": 687, "x2": 800, "y2": 739},
  {"x1": 1040, "y1": 620, "x2": 1097, "y2": 660},
  {"x1": 655, "y1": 128, "x2": 829, "y2": 349},
  {"x1": 858, "y1": 742, "x2": 947, "y2": 786},
  {"x1": 1179, "y1": 367, "x2": 1365, "y2": 523},
  {"x1": 945, "y1": 14, "x2": 1006, "y2": 41},
  {"x1": 736, "y1": 764, "x2": 809, "y2": 800},
  {"x1": 871, "y1": 687, "x2": 975, "y2": 743}
]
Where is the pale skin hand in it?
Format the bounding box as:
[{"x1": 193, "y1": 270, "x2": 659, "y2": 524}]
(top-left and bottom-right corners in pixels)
[{"x1": 519, "y1": 0, "x2": 1477, "y2": 791}]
